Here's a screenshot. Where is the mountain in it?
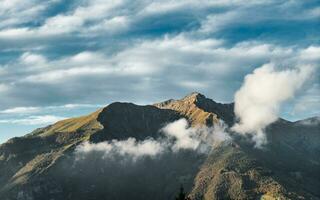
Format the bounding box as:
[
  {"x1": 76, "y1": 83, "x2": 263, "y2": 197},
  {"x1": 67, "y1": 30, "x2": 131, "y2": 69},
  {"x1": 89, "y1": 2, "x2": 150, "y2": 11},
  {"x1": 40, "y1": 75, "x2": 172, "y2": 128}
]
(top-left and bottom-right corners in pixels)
[{"x1": 0, "y1": 93, "x2": 319, "y2": 200}]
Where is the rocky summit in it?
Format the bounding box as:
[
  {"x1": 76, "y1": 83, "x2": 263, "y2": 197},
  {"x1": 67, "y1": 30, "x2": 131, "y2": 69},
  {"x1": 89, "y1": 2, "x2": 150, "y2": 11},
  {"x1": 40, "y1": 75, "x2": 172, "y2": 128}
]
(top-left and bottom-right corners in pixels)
[{"x1": 0, "y1": 93, "x2": 319, "y2": 200}]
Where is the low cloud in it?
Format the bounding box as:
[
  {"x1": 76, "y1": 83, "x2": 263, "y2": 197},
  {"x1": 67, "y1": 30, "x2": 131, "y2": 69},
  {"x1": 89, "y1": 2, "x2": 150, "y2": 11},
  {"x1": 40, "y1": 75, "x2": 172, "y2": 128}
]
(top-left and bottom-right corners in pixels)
[
  {"x1": 75, "y1": 118, "x2": 231, "y2": 161},
  {"x1": 232, "y1": 63, "x2": 314, "y2": 147},
  {"x1": 76, "y1": 138, "x2": 166, "y2": 161},
  {"x1": 162, "y1": 118, "x2": 200, "y2": 151},
  {"x1": 162, "y1": 118, "x2": 231, "y2": 152}
]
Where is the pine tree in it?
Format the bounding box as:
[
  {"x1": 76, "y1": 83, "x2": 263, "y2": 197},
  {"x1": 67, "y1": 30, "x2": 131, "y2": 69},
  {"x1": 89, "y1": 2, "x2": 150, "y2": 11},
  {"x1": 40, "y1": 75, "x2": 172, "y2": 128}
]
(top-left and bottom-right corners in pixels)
[{"x1": 175, "y1": 185, "x2": 190, "y2": 200}]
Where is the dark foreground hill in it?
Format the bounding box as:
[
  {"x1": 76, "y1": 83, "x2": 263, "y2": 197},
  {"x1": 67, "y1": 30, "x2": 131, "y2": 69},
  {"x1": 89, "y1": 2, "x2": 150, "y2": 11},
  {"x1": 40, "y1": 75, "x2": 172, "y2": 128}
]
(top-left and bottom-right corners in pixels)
[{"x1": 0, "y1": 93, "x2": 319, "y2": 200}]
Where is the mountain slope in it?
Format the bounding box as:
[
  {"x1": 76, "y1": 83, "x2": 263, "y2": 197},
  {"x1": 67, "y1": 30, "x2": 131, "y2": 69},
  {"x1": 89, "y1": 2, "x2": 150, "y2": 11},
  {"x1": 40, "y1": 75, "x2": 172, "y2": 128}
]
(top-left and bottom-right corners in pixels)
[{"x1": 0, "y1": 93, "x2": 319, "y2": 200}]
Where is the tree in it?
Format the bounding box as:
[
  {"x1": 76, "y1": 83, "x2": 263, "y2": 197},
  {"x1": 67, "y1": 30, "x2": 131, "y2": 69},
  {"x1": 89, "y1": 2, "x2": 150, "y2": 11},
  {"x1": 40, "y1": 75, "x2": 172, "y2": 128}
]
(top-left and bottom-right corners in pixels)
[{"x1": 175, "y1": 185, "x2": 190, "y2": 200}]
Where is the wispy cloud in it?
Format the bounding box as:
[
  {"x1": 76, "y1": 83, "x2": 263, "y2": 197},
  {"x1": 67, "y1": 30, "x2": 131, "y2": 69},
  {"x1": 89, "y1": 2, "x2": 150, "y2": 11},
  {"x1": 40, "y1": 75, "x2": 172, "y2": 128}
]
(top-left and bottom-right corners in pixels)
[
  {"x1": 0, "y1": 107, "x2": 41, "y2": 114},
  {"x1": 0, "y1": 115, "x2": 65, "y2": 125},
  {"x1": 0, "y1": 104, "x2": 102, "y2": 114}
]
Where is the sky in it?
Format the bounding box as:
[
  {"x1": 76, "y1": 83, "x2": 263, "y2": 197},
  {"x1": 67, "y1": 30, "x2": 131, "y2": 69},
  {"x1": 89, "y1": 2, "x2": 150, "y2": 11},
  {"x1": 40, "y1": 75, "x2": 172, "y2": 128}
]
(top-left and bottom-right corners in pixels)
[{"x1": 0, "y1": 0, "x2": 319, "y2": 143}]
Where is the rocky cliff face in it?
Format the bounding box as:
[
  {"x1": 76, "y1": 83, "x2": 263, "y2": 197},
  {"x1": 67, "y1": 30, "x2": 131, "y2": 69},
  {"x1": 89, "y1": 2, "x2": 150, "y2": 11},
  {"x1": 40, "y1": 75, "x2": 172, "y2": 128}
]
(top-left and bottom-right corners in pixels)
[{"x1": 0, "y1": 93, "x2": 319, "y2": 200}]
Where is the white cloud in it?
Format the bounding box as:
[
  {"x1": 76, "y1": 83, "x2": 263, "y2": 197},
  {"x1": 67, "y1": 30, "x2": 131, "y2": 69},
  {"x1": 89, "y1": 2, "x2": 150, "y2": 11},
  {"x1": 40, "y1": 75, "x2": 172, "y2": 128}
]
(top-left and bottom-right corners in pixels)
[
  {"x1": 0, "y1": 0, "x2": 282, "y2": 40},
  {"x1": 232, "y1": 63, "x2": 314, "y2": 147},
  {"x1": 0, "y1": 34, "x2": 319, "y2": 111},
  {"x1": 76, "y1": 118, "x2": 231, "y2": 161},
  {"x1": 0, "y1": 104, "x2": 102, "y2": 114},
  {"x1": 0, "y1": 0, "x2": 55, "y2": 29},
  {"x1": 162, "y1": 118, "x2": 231, "y2": 152},
  {"x1": 76, "y1": 138, "x2": 165, "y2": 161},
  {"x1": 86, "y1": 16, "x2": 129, "y2": 35},
  {"x1": 299, "y1": 46, "x2": 320, "y2": 62},
  {"x1": 0, "y1": 115, "x2": 65, "y2": 125},
  {"x1": 162, "y1": 118, "x2": 200, "y2": 151},
  {"x1": 200, "y1": 11, "x2": 239, "y2": 33},
  {"x1": 23, "y1": 67, "x2": 114, "y2": 83},
  {"x1": 19, "y1": 52, "x2": 47, "y2": 67},
  {"x1": 39, "y1": 14, "x2": 84, "y2": 35},
  {"x1": 0, "y1": 107, "x2": 40, "y2": 114},
  {"x1": 0, "y1": 0, "x2": 128, "y2": 39}
]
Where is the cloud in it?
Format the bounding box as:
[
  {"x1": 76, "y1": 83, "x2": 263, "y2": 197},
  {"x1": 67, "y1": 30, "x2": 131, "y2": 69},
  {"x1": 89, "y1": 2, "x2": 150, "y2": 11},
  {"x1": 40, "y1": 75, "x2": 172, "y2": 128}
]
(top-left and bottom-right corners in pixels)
[
  {"x1": 0, "y1": 0, "x2": 317, "y2": 46},
  {"x1": 0, "y1": 0, "x2": 56, "y2": 29},
  {"x1": 0, "y1": 115, "x2": 65, "y2": 125},
  {"x1": 76, "y1": 118, "x2": 231, "y2": 161},
  {"x1": 291, "y1": 83, "x2": 320, "y2": 118},
  {"x1": 295, "y1": 116, "x2": 320, "y2": 126},
  {"x1": 0, "y1": 0, "x2": 128, "y2": 39},
  {"x1": 0, "y1": 104, "x2": 101, "y2": 114},
  {"x1": 19, "y1": 52, "x2": 47, "y2": 66},
  {"x1": 232, "y1": 63, "x2": 314, "y2": 147},
  {"x1": 163, "y1": 118, "x2": 232, "y2": 152},
  {"x1": 299, "y1": 46, "x2": 320, "y2": 62},
  {"x1": 162, "y1": 118, "x2": 200, "y2": 151},
  {"x1": 0, "y1": 107, "x2": 41, "y2": 114},
  {"x1": 199, "y1": 1, "x2": 320, "y2": 35},
  {"x1": 0, "y1": 84, "x2": 9, "y2": 93},
  {"x1": 0, "y1": 0, "x2": 319, "y2": 133},
  {"x1": 0, "y1": 33, "x2": 319, "y2": 112},
  {"x1": 76, "y1": 138, "x2": 165, "y2": 161}
]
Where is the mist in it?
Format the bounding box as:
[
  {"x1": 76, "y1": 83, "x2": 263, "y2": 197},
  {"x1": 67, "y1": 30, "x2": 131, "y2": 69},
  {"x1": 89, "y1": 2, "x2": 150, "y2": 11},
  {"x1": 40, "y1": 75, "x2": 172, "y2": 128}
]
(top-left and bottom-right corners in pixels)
[{"x1": 75, "y1": 118, "x2": 231, "y2": 161}]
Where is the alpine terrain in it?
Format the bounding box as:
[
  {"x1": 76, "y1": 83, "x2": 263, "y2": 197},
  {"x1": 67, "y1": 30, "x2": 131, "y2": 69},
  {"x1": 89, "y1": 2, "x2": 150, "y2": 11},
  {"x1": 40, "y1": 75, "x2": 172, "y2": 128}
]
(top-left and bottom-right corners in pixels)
[{"x1": 0, "y1": 93, "x2": 319, "y2": 200}]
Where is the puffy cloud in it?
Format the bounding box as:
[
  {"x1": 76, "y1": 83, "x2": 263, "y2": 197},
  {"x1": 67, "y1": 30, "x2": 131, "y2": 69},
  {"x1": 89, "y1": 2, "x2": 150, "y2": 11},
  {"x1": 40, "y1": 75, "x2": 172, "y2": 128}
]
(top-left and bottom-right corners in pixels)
[
  {"x1": 232, "y1": 63, "x2": 314, "y2": 147},
  {"x1": 163, "y1": 118, "x2": 231, "y2": 152},
  {"x1": 162, "y1": 118, "x2": 200, "y2": 151}
]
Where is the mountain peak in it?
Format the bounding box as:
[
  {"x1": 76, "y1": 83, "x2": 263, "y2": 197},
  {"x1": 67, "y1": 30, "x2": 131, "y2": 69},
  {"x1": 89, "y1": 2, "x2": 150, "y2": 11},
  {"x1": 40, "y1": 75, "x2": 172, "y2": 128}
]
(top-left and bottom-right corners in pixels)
[
  {"x1": 0, "y1": 93, "x2": 319, "y2": 199},
  {"x1": 182, "y1": 92, "x2": 206, "y2": 102},
  {"x1": 154, "y1": 92, "x2": 221, "y2": 126}
]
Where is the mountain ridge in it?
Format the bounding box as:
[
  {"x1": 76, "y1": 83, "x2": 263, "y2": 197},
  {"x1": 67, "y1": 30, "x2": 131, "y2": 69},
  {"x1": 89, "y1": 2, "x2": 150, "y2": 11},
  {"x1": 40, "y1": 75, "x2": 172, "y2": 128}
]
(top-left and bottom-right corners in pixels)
[{"x1": 0, "y1": 92, "x2": 319, "y2": 200}]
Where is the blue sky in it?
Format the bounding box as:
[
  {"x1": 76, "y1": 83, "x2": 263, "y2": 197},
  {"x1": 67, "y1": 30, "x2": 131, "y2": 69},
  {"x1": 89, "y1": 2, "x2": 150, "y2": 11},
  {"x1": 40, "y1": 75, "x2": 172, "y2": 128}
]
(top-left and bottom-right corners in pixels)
[{"x1": 0, "y1": 0, "x2": 319, "y2": 143}]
